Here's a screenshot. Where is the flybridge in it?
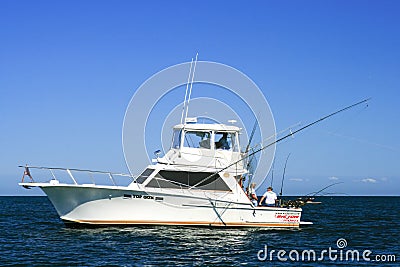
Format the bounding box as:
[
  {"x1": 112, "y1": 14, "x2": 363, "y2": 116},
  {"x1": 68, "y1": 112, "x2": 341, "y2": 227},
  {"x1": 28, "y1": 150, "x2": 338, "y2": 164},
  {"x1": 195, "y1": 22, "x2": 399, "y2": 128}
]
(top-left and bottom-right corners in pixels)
[{"x1": 160, "y1": 120, "x2": 245, "y2": 170}]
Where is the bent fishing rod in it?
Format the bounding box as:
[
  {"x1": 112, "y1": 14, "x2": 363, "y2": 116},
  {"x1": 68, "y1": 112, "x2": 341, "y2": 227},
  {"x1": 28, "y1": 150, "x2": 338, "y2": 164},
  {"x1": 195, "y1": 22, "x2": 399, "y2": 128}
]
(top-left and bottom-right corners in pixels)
[
  {"x1": 305, "y1": 182, "x2": 344, "y2": 197},
  {"x1": 189, "y1": 98, "x2": 371, "y2": 189}
]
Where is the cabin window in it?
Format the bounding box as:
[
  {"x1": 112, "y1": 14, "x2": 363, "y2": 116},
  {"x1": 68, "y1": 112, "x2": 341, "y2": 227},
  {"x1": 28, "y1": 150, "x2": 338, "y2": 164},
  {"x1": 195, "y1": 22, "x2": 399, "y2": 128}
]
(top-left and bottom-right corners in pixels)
[
  {"x1": 183, "y1": 131, "x2": 211, "y2": 149},
  {"x1": 172, "y1": 129, "x2": 182, "y2": 149},
  {"x1": 146, "y1": 177, "x2": 182, "y2": 189},
  {"x1": 136, "y1": 168, "x2": 154, "y2": 184},
  {"x1": 215, "y1": 132, "x2": 238, "y2": 151},
  {"x1": 146, "y1": 170, "x2": 230, "y2": 191}
]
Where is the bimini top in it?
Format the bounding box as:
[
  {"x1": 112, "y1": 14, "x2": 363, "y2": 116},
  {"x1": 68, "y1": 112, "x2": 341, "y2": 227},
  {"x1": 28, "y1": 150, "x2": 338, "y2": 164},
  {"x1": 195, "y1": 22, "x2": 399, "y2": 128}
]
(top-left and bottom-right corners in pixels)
[{"x1": 173, "y1": 123, "x2": 240, "y2": 132}]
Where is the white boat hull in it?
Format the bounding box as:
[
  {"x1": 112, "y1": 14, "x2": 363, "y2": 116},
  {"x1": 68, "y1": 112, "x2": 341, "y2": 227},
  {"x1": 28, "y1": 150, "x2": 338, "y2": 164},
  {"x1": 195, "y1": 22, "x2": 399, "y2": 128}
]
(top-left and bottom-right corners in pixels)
[{"x1": 28, "y1": 183, "x2": 302, "y2": 228}]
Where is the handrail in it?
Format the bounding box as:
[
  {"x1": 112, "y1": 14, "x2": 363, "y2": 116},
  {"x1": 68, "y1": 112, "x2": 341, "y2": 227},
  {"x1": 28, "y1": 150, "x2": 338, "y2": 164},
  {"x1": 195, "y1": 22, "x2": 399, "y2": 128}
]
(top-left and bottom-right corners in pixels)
[
  {"x1": 66, "y1": 169, "x2": 78, "y2": 185},
  {"x1": 19, "y1": 165, "x2": 136, "y2": 185},
  {"x1": 18, "y1": 165, "x2": 134, "y2": 177}
]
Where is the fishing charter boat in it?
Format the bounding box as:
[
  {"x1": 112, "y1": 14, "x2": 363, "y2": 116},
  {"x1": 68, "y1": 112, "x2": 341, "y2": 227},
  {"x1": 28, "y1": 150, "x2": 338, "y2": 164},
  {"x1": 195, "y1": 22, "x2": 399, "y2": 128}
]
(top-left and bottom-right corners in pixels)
[
  {"x1": 18, "y1": 97, "x2": 367, "y2": 228},
  {"x1": 18, "y1": 57, "x2": 369, "y2": 228},
  {"x1": 19, "y1": 119, "x2": 303, "y2": 228}
]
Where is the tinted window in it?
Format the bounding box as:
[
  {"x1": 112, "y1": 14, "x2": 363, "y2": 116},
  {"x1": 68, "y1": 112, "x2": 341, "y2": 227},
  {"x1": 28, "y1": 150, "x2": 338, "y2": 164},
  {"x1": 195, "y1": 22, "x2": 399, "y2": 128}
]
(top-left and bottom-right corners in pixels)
[
  {"x1": 146, "y1": 170, "x2": 230, "y2": 191},
  {"x1": 136, "y1": 168, "x2": 154, "y2": 184},
  {"x1": 146, "y1": 178, "x2": 182, "y2": 189}
]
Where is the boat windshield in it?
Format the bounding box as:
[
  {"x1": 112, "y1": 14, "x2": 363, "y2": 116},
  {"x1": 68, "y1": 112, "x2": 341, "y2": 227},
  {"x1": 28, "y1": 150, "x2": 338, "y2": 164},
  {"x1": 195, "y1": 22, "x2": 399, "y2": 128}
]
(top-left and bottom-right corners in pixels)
[
  {"x1": 183, "y1": 131, "x2": 212, "y2": 149},
  {"x1": 171, "y1": 129, "x2": 182, "y2": 149},
  {"x1": 172, "y1": 129, "x2": 238, "y2": 151}
]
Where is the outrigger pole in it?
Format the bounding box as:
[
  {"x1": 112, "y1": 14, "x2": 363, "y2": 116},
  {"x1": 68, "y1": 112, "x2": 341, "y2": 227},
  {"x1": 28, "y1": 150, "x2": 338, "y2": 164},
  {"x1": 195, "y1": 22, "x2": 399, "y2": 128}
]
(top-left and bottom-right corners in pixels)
[
  {"x1": 184, "y1": 53, "x2": 198, "y2": 124},
  {"x1": 190, "y1": 98, "x2": 371, "y2": 189},
  {"x1": 180, "y1": 58, "x2": 194, "y2": 124}
]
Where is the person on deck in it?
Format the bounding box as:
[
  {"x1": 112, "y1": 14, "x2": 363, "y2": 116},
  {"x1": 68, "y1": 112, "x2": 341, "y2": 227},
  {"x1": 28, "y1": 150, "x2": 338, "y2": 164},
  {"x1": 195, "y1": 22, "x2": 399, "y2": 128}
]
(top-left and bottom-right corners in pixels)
[
  {"x1": 259, "y1": 187, "x2": 277, "y2": 207},
  {"x1": 249, "y1": 183, "x2": 258, "y2": 206},
  {"x1": 216, "y1": 133, "x2": 230, "y2": 150}
]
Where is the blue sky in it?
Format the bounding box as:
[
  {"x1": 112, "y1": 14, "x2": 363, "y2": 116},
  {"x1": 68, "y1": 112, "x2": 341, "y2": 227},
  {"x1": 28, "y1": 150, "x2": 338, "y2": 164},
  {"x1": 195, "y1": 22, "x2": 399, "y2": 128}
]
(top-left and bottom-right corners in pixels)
[{"x1": 1, "y1": 1, "x2": 399, "y2": 196}]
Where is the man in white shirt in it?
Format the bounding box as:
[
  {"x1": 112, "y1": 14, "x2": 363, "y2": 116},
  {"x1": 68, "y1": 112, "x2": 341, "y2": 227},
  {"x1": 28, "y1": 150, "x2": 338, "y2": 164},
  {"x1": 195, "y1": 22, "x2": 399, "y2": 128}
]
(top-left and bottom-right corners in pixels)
[{"x1": 259, "y1": 187, "x2": 277, "y2": 206}]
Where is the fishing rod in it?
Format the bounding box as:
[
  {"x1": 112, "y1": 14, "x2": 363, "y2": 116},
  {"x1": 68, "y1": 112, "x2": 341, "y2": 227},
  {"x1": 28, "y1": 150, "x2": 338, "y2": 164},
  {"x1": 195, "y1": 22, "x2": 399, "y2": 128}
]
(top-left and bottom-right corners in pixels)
[
  {"x1": 248, "y1": 122, "x2": 301, "y2": 153},
  {"x1": 270, "y1": 159, "x2": 275, "y2": 187},
  {"x1": 279, "y1": 153, "x2": 291, "y2": 198},
  {"x1": 318, "y1": 192, "x2": 349, "y2": 196},
  {"x1": 245, "y1": 118, "x2": 258, "y2": 154},
  {"x1": 244, "y1": 150, "x2": 256, "y2": 186},
  {"x1": 244, "y1": 122, "x2": 302, "y2": 188},
  {"x1": 305, "y1": 182, "x2": 344, "y2": 197},
  {"x1": 278, "y1": 153, "x2": 290, "y2": 207},
  {"x1": 295, "y1": 182, "x2": 345, "y2": 205},
  {"x1": 244, "y1": 118, "x2": 259, "y2": 189},
  {"x1": 189, "y1": 98, "x2": 371, "y2": 189},
  {"x1": 244, "y1": 122, "x2": 301, "y2": 191},
  {"x1": 245, "y1": 121, "x2": 299, "y2": 190}
]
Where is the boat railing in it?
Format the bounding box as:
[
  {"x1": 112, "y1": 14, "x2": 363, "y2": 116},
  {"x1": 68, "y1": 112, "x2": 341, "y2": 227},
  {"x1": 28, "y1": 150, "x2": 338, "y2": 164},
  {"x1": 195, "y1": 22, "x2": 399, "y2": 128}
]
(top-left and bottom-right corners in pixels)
[{"x1": 19, "y1": 165, "x2": 136, "y2": 187}]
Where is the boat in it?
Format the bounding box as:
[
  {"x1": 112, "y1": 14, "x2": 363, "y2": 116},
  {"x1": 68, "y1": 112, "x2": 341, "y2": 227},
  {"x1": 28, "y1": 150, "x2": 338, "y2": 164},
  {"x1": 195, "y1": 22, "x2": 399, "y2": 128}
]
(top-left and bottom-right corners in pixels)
[
  {"x1": 306, "y1": 200, "x2": 322, "y2": 204},
  {"x1": 18, "y1": 58, "x2": 369, "y2": 228},
  {"x1": 19, "y1": 119, "x2": 303, "y2": 228},
  {"x1": 303, "y1": 197, "x2": 322, "y2": 204}
]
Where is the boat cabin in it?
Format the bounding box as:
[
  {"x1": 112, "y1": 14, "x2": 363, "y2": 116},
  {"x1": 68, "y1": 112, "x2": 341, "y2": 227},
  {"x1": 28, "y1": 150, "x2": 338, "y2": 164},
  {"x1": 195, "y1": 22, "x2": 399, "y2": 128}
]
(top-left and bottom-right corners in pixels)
[
  {"x1": 156, "y1": 123, "x2": 244, "y2": 168},
  {"x1": 130, "y1": 122, "x2": 247, "y2": 193}
]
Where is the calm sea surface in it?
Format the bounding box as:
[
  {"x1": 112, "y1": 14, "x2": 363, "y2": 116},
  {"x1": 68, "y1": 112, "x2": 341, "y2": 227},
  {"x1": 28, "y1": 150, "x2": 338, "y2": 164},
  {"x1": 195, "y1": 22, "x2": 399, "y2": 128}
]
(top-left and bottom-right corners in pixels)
[{"x1": 0, "y1": 196, "x2": 399, "y2": 266}]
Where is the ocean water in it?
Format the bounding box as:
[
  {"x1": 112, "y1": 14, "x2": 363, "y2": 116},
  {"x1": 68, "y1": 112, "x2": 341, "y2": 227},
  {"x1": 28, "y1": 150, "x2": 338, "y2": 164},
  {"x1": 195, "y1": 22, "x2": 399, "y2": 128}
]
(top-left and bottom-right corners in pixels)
[{"x1": 0, "y1": 196, "x2": 399, "y2": 266}]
